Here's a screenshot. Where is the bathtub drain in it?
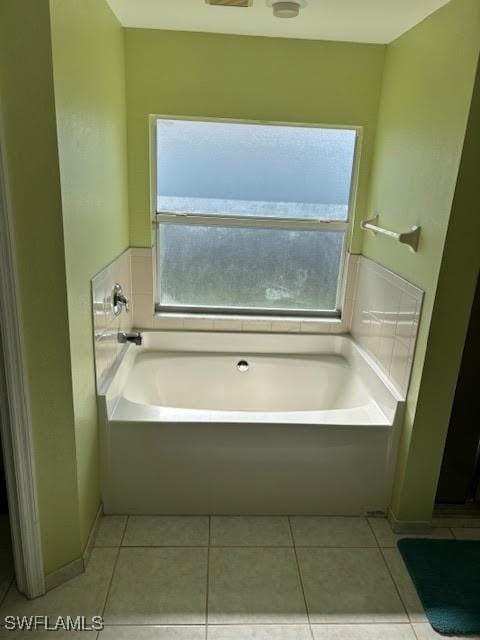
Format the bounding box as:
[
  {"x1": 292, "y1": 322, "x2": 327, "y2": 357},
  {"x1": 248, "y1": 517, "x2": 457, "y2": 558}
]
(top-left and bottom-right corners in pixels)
[{"x1": 237, "y1": 360, "x2": 249, "y2": 372}]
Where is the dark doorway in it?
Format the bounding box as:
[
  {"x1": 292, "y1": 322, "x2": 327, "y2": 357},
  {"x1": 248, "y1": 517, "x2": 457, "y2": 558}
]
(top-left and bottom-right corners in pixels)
[{"x1": 436, "y1": 274, "x2": 480, "y2": 505}]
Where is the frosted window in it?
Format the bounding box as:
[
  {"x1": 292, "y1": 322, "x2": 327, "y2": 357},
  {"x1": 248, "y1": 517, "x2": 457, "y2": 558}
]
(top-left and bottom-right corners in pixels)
[
  {"x1": 156, "y1": 119, "x2": 356, "y2": 220},
  {"x1": 158, "y1": 224, "x2": 345, "y2": 313}
]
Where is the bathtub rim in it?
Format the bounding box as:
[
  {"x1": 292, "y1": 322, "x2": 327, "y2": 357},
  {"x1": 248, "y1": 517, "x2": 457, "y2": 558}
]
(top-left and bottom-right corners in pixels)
[{"x1": 98, "y1": 331, "x2": 404, "y2": 427}]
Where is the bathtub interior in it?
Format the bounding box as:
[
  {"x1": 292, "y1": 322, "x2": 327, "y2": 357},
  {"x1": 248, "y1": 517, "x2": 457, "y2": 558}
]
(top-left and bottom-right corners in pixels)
[
  {"x1": 124, "y1": 352, "x2": 378, "y2": 411},
  {"x1": 101, "y1": 332, "x2": 403, "y2": 425}
]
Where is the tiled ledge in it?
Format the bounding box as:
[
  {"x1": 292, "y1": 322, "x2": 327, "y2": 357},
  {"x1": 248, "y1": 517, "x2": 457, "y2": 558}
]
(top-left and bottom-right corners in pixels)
[{"x1": 152, "y1": 313, "x2": 347, "y2": 335}]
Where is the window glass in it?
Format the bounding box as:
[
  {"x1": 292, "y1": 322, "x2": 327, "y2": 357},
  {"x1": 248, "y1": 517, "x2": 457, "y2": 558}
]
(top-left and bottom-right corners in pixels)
[
  {"x1": 157, "y1": 119, "x2": 356, "y2": 221},
  {"x1": 155, "y1": 118, "x2": 357, "y2": 316},
  {"x1": 158, "y1": 223, "x2": 345, "y2": 313}
]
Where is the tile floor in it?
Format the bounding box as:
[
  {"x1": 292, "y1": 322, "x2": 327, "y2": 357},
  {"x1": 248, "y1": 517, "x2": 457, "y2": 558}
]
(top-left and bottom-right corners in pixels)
[{"x1": 0, "y1": 515, "x2": 479, "y2": 639}]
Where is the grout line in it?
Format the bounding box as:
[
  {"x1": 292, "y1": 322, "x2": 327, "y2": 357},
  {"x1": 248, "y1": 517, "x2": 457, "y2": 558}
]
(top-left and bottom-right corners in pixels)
[
  {"x1": 108, "y1": 514, "x2": 382, "y2": 518},
  {"x1": 100, "y1": 546, "x2": 121, "y2": 621},
  {"x1": 365, "y1": 518, "x2": 415, "y2": 622},
  {"x1": 0, "y1": 576, "x2": 15, "y2": 608},
  {"x1": 119, "y1": 515, "x2": 129, "y2": 547},
  {"x1": 118, "y1": 515, "x2": 130, "y2": 548},
  {"x1": 205, "y1": 516, "x2": 211, "y2": 640},
  {"x1": 410, "y1": 621, "x2": 422, "y2": 640},
  {"x1": 287, "y1": 516, "x2": 315, "y2": 640},
  {"x1": 378, "y1": 546, "x2": 411, "y2": 622},
  {"x1": 365, "y1": 517, "x2": 381, "y2": 548},
  {"x1": 100, "y1": 516, "x2": 129, "y2": 622},
  {"x1": 100, "y1": 621, "x2": 415, "y2": 627},
  {"x1": 93, "y1": 544, "x2": 389, "y2": 549}
]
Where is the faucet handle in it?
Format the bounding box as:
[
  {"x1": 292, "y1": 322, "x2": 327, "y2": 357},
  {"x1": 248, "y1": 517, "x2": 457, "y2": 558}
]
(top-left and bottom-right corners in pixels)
[{"x1": 112, "y1": 283, "x2": 129, "y2": 316}]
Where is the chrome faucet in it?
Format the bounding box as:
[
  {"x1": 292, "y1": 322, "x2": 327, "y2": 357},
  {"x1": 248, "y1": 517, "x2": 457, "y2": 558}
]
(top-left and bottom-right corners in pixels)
[
  {"x1": 117, "y1": 331, "x2": 142, "y2": 346},
  {"x1": 112, "y1": 283, "x2": 129, "y2": 315}
]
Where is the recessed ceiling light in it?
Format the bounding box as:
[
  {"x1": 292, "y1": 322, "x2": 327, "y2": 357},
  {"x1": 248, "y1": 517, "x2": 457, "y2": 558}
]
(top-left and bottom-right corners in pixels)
[{"x1": 266, "y1": 0, "x2": 307, "y2": 19}]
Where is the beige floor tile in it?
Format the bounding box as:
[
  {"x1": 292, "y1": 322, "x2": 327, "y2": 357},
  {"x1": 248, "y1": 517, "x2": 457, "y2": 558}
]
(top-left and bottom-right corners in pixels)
[
  {"x1": 208, "y1": 625, "x2": 311, "y2": 639},
  {"x1": 95, "y1": 516, "x2": 127, "y2": 547},
  {"x1": 103, "y1": 547, "x2": 207, "y2": 625},
  {"x1": 368, "y1": 519, "x2": 452, "y2": 547},
  {"x1": 312, "y1": 624, "x2": 416, "y2": 639},
  {"x1": 99, "y1": 626, "x2": 205, "y2": 639},
  {"x1": 0, "y1": 631, "x2": 97, "y2": 639},
  {"x1": 381, "y1": 548, "x2": 426, "y2": 623},
  {"x1": 412, "y1": 622, "x2": 480, "y2": 639},
  {"x1": 210, "y1": 516, "x2": 292, "y2": 547},
  {"x1": 451, "y1": 527, "x2": 480, "y2": 540},
  {"x1": 0, "y1": 548, "x2": 116, "y2": 620},
  {"x1": 297, "y1": 547, "x2": 407, "y2": 623},
  {"x1": 122, "y1": 516, "x2": 209, "y2": 547},
  {"x1": 208, "y1": 547, "x2": 307, "y2": 624},
  {"x1": 290, "y1": 517, "x2": 377, "y2": 547}
]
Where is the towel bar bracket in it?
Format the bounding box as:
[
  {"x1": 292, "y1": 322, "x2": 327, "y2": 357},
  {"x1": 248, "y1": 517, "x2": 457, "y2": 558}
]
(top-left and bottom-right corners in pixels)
[{"x1": 361, "y1": 215, "x2": 421, "y2": 252}]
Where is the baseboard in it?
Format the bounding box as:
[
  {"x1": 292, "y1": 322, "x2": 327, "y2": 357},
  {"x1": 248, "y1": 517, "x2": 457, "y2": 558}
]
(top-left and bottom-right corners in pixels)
[
  {"x1": 45, "y1": 557, "x2": 83, "y2": 592},
  {"x1": 44, "y1": 503, "x2": 103, "y2": 593},
  {"x1": 432, "y1": 515, "x2": 480, "y2": 528},
  {"x1": 388, "y1": 507, "x2": 432, "y2": 535},
  {"x1": 433, "y1": 503, "x2": 480, "y2": 527},
  {"x1": 82, "y1": 503, "x2": 103, "y2": 568}
]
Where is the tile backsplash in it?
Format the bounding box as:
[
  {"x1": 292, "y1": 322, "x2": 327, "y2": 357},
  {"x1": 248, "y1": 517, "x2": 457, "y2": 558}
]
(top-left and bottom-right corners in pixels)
[
  {"x1": 351, "y1": 256, "x2": 423, "y2": 397},
  {"x1": 91, "y1": 249, "x2": 132, "y2": 388},
  {"x1": 91, "y1": 248, "x2": 422, "y2": 397}
]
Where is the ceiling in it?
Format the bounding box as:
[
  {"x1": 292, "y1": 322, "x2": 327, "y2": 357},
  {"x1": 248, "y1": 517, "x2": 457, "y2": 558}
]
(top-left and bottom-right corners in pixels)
[{"x1": 106, "y1": 0, "x2": 450, "y2": 44}]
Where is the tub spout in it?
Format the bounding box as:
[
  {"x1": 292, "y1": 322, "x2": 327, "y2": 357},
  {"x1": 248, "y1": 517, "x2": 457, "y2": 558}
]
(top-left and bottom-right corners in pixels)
[{"x1": 118, "y1": 331, "x2": 142, "y2": 346}]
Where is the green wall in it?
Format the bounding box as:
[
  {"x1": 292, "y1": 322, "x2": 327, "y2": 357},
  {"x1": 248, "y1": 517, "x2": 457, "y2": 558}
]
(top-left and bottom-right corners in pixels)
[
  {"x1": 0, "y1": 0, "x2": 81, "y2": 573},
  {"x1": 364, "y1": 0, "x2": 480, "y2": 521},
  {"x1": 125, "y1": 29, "x2": 386, "y2": 249},
  {"x1": 49, "y1": 0, "x2": 130, "y2": 549}
]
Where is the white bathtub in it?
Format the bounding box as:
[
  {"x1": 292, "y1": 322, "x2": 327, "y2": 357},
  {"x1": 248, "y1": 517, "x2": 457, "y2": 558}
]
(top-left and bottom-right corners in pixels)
[{"x1": 99, "y1": 331, "x2": 404, "y2": 515}]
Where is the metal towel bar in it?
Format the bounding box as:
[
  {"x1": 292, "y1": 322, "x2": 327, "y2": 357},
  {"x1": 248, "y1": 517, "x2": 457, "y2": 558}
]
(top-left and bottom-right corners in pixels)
[{"x1": 360, "y1": 215, "x2": 421, "y2": 252}]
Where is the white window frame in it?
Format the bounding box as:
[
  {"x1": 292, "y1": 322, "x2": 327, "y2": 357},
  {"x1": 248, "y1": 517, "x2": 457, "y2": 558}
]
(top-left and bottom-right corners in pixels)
[{"x1": 150, "y1": 115, "x2": 362, "y2": 319}]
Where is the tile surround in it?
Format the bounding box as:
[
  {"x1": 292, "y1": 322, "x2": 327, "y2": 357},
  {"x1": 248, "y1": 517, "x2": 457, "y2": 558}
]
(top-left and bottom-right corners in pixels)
[
  {"x1": 351, "y1": 256, "x2": 423, "y2": 397},
  {"x1": 91, "y1": 249, "x2": 133, "y2": 387},
  {"x1": 91, "y1": 248, "x2": 422, "y2": 396}
]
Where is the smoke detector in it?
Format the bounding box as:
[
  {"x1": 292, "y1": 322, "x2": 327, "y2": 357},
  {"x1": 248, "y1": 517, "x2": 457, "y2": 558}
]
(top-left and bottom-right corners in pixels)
[
  {"x1": 266, "y1": 0, "x2": 307, "y2": 18},
  {"x1": 205, "y1": 0, "x2": 252, "y2": 6}
]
